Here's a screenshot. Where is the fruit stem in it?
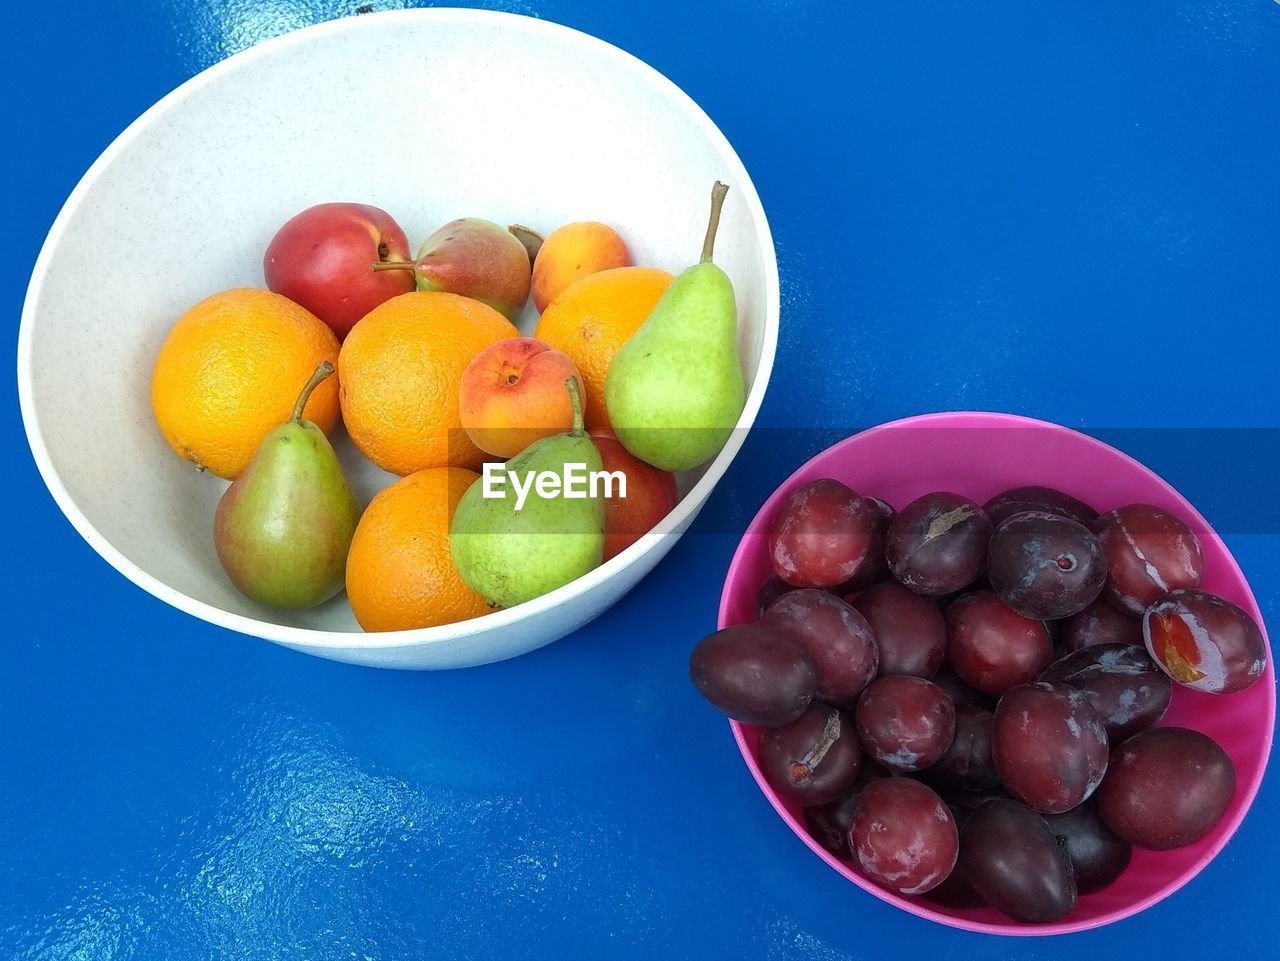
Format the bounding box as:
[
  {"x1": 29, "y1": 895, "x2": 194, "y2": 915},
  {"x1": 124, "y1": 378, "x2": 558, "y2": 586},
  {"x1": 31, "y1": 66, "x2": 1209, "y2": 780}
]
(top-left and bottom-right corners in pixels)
[
  {"x1": 291, "y1": 361, "x2": 334, "y2": 424},
  {"x1": 369, "y1": 260, "x2": 416, "y2": 273},
  {"x1": 564, "y1": 376, "x2": 585, "y2": 436},
  {"x1": 790, "y1": 709, "x2": 842, "y2": 780},
  {"x1": 508, "y1": 224, "x2": 544, "y2": 267},
  {"x1": 700, "y1": 181, "x2": 730, "y2": 264}
]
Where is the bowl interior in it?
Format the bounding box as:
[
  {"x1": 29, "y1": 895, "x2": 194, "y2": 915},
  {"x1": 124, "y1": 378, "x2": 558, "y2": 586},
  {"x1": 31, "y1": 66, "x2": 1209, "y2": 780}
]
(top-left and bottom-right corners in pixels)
[
  {"x1": 21, "y1": 10, "x2": 775, "y2": 644},
  {"x1": 719, "y1": 411, "x2": 1274, "y2": 935}
]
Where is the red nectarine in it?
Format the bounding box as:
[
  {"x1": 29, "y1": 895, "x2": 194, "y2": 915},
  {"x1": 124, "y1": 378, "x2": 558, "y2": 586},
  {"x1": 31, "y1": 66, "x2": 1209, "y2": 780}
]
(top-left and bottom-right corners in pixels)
[
  {"x1": 263, "y1": 202, "x2": 414, "y2": 339},
  {"x1": 588, "y1": 426, "x2": 679, "y2": 561}
]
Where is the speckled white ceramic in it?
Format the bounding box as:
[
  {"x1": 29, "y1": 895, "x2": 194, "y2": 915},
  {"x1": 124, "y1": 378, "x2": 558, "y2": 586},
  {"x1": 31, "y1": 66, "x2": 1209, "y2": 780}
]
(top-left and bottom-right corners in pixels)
[{"x1": 17, "y1": 9, "x2": 778, "y2": 669}]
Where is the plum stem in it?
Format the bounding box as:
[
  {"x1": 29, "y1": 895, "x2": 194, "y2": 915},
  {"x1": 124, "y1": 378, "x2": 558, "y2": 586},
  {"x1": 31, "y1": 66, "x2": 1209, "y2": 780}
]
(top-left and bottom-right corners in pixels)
[
  {"x1": 291, "y1": 361, "x2": 334, "y2": 424},
  {"x1": 700, "y1": 181, "x2": 729, "y2": 264},
  {"x1": 791, "y1": 709, "x2": 842, "y2": 781}
]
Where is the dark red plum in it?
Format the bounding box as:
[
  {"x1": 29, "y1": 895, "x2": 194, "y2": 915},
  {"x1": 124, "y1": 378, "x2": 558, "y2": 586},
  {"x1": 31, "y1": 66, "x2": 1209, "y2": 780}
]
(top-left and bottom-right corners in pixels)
[
  {"x1": 988, "y1": 511, "x2": 1107, "y2": 620},
  {"x1": 851, "y1": 581, "x2": 946, "y2": 677},
  {"x1": 961, "y1": 799, "x2": 1077, "y2": 923},
  {"x1": 931, "y1": 663, "x2": 995, "y2": 710},
  {"x1": 849, "y1": 778, "x2": 959, "y2": 896},
  {"x1": 854, "y1": 676, "x2": 956, "y2": 772},
  {"x1": 984, "y1": 486, "x2": 1098, "y2": 528},
  {"x1": 1094, "y1": 504, "x2": 1204, "y2": 615},
  {"x1": 804, "y1": 790, "x2": 860, "y2": 859},
  {"x1": 689, "y1": 625, "x2": 817, "y2": 726},
  {"x1": 942, "y1": 787, "x2": 1013, "y2": 821},
  {"x1": 759, "y1": 703, "x2": 862, "y2": 806},
  {"x1": 922, "y1": 854, "x2": 987, "y2": 908},
  {"x1": 886, "y1": 492, "x2": 992, "y2": 596},
  {"x1": 1062, "y1": 597, "x2": 1142, "y2": 652},
  {"x1": 1039, "y1": 643, "x2": 1171, "y2": 742},
  {"x1": 1043, "y1": 800, "x2": 1131, "y2": 894},
  {"x1": 768, "y1": 479, "x2": 874, "y2": 588},
  {"x1": 835, "y1": 496, "x2": 895, "y2": 592},
  {"x1": 756, "y1": 575, "x2": 801, "y2": 617},
  {"x1": 946, "y1": 592, "x2": 1053, "y2": 697},
  {"x1": 1144, "y1": 589, "x2": 1267, "y2": 694},
  {"x1": 992, "y1": 682, "x2": 1109, "y2": 814},
  {"x1": 1098, "y1": 727, "x2": 1236, "y2": 850},
  {"x1": 1044, "y1": 615, "x2": 1064, "y2": 648},
  {"x1": 763, "y1": 590, "x2": 879, "y2": 702},
  {"x1": 921, "y1": 704, "x2": 999, "y2": 793},
  {"x1": 933, "y1": 579, "x2": 991, "y2": 614},
  {"x1": 802, "y1": 756, "x2": 890, "y2": 858}
]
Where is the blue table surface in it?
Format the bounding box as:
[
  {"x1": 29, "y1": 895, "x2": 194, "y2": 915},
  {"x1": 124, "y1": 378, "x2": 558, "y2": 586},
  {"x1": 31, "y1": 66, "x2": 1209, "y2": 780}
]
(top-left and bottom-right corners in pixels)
[{"x1": 5, "y1": 1, "x2": 1280, "y2": 958}]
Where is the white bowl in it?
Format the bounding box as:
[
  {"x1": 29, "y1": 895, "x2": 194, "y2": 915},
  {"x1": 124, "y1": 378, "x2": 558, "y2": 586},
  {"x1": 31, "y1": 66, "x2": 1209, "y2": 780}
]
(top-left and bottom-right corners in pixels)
[{"x1": 17, "y1": 9, "x2": 778, "y2": 669}]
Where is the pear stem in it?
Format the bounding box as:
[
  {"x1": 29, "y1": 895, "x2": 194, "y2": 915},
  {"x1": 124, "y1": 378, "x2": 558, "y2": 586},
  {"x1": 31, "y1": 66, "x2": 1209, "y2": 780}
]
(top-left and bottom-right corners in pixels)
[
  {"x1": 508, "y1": 224, "x2": 544, "y2": 267},
  {"x1": 369, "y1": 260, "x2": 417, "y2": 273},
  {"x1": 564, "y1": 376, "x2": 585, "y2": 436},
  {"x1": 291, "y1": 361, "x2": 335, "y2": 424},
  {"x1": 700, "y1": 181, "x2": 730, "y2": 264}
]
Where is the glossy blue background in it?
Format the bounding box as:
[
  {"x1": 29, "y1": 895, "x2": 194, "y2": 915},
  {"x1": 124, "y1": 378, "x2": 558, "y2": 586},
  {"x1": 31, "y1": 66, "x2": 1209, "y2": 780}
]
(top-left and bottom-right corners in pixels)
[{"x1": 5, "y1": 1, "x2": 1280, "y2": 957}]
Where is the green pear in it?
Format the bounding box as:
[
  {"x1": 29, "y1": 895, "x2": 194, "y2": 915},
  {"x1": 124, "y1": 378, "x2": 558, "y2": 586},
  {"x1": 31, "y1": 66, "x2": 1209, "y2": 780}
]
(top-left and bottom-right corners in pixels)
[
  {"x1": 604, "y1": 181, "x2": 746, "y2": 473},
  {"x1": 213, "y1": 362, "x2": 361, "y2": 609},
  {"x1": 370, "y1": 218, "x2": 532, "y2": 319},
  {"x1": 450, "y1": 377, "x2": 605, "y2": 608}
]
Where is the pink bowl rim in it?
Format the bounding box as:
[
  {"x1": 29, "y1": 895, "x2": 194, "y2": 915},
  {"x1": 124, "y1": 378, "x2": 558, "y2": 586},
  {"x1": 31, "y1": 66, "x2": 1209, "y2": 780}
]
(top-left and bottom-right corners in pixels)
[{"x1": 717, "y1": 410, "x2": 1275, "y2": 936}]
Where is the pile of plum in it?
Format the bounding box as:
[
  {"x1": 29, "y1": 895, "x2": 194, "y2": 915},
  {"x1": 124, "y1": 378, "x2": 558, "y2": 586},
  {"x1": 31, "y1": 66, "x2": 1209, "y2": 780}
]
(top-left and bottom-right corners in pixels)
[{"x1": 690, "y1": 481, "x2": 1268, "y2": 924}]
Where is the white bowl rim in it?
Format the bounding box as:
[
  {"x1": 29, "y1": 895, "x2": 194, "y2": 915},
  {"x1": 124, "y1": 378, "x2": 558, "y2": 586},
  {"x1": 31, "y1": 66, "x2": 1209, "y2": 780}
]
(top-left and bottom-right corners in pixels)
[{"x1": 15, "y1": 7, "x2": 781, "y2": 651}]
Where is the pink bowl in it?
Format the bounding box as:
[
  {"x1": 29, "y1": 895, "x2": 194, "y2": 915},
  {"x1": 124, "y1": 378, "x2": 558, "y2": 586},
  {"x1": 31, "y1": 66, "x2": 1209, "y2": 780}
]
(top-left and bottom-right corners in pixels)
[{"x1": 718, "y1": 411, "x2": 1274, "y2": 935}]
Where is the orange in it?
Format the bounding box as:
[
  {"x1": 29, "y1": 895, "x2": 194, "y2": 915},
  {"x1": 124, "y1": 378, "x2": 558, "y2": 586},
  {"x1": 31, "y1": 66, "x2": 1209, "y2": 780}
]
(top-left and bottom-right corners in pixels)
[
  {"x1": 338, "y1": 291, "x2": 518, "y2": 475},
  {"x1": 533, "y1": 266, "x2": 672, "y2": 430},
  {"x1": 151, "y1": 288, "x2": 340, "y2": 479},
  {"x1": 345, "y1": 467, "x2": 491, "y2": 632}
]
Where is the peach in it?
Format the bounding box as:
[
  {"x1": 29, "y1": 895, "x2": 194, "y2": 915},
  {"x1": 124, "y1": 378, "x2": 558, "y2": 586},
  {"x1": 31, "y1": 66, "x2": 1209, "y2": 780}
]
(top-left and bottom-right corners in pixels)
[
  {"x1": 532, "y1": 221, "x2": 631, "y2": 312},
  {"x1": 460, "y1": 338, "x2": 584, "y2": 458}
]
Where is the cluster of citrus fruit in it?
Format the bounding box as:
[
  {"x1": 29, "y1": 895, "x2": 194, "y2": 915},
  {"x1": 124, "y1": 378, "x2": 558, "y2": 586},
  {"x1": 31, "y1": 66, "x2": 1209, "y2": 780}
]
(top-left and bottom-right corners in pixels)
[{"x1": 150, "y1": 202, "x2": 681, "y2": 632}]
